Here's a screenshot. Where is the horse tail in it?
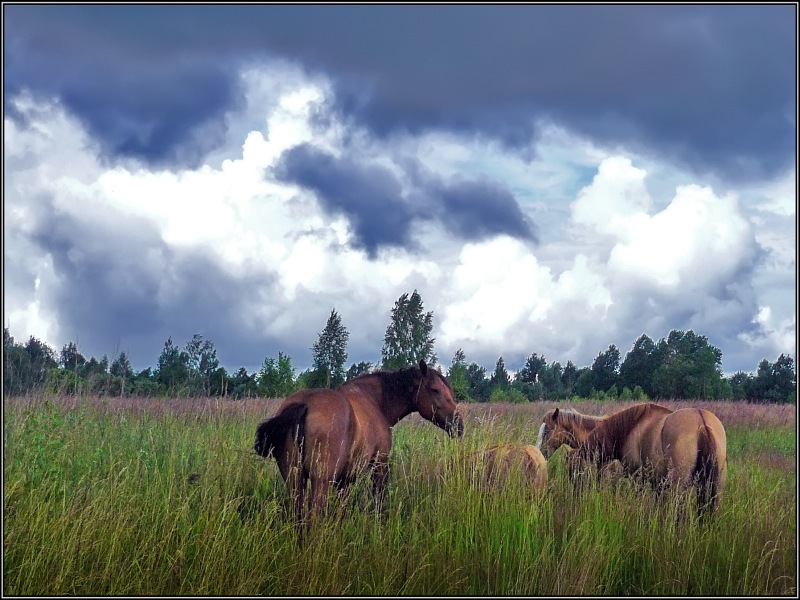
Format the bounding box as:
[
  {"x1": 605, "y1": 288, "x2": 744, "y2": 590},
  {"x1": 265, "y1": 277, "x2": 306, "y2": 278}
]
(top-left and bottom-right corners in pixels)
[
  {"x1": 254, "y1": 403, "x2": 308, "y2": 459},
  {"x1": 694, "y1": 412, "x2": 720, "y2": 516}
]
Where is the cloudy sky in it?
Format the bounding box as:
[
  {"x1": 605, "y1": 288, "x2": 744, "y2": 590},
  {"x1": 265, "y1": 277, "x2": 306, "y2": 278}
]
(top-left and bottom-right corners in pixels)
[{"x1": 4, "y1": 5, "x2": 796, "y2": 377}]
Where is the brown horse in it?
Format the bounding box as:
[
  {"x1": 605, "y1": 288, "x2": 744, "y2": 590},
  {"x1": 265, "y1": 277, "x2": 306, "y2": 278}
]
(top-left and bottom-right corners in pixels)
[
  {"x1": 536, "y1": 402, "x2": 727, "y2": 516},
  {"x1": 254, "y1": 360, "x2": 464, "y2": 530},
  {"x1": 479, "y1": 444, "x2": 548, "y2": 494}
]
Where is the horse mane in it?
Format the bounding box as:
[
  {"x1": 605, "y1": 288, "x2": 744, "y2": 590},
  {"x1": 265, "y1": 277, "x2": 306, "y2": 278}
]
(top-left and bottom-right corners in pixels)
[
  {"x1": 558, "y1": 407, "x2": 606, "y2": 431},
  {"x1": 346, "y1": 364, "x2": 453, "y2": 397},
  {"x1": 586, "y1": 403, "x2": 666, "y2": 459}
]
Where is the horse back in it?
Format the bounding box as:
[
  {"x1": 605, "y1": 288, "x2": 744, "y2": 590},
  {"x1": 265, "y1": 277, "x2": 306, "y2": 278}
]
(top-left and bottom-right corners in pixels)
[
  {"x1": 482, "y1": 444, "x2": 548, "y2": 491},
  {"x1": 610, "y1": 403, "x2": 672, "y2": 471}
]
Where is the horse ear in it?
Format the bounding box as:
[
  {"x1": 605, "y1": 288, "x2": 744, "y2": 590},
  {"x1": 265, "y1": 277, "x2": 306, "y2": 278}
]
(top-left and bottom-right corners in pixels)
[
  {"x1": 552, "y1": 408, "x2": 559, "y2": 421},
  {"x1": 419, "y1": 359, "x2": 428, "y2": 376}
]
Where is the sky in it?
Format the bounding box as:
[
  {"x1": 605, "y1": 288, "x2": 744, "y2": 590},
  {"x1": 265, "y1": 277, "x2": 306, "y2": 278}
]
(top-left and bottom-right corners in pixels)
[{"x1": 3, "y1": 5, "x2": 797, "y2": 378}]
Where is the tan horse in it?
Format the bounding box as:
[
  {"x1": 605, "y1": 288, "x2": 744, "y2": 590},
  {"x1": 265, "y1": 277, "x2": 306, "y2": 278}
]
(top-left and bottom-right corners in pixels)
[
  {"x1": 254, "y1": 360, "x2": 464, "y2": 531},
  {"x1": 479, "y1": 443, "x2": 548, "y2": 494},
  {"x1": 537, "y1": 402, "x2": 727, "y2": 516}
]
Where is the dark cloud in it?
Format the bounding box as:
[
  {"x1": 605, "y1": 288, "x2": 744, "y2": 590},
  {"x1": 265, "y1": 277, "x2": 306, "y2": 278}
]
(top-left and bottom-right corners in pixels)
[
  {"x1": 18, "y1": 197, "x2": 287, "y2": 372},
  {"x1": 4, "y1": 5, "x2": 794, "y2": 179},
  {"x1": 432, "y1": 178, "x2": 538, "y2": 243},
  {"x1": 274, "y1": 143, "x2": 537, "y2": 254},
  {"x1": 274, "y1": 143, "x2": 417, "y2": 256}
]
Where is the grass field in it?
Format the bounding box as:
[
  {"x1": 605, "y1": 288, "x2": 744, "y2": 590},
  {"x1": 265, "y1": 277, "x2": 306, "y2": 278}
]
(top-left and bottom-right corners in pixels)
[{"x1": 3, "y1": 395, "x2": 796, "y2": 595}]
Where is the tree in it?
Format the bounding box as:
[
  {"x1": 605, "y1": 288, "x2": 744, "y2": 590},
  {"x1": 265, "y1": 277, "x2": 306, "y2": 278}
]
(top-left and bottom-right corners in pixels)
[
  {"x1": 490, "y1": 356, "x2": 511, "y2": 390},
  {"x1": 60, "y1": 342, "x2": 86, "y2": 372},
  {"x1": 155, "y1": 337, "x2": 190, "y2": 395},
  {"x1": 751, "y1": 354, "x2": 796, "y2": 403},
  {"x1": 771, "y1": 354, "x2": 796, "y2": 403},
  {"x1": 540, "y1": 361, "x2": 565, "y2": 399},
  {"x1": 311, "y1": 309, "x2": 349, "y2": 388},
  {"x1": 650, "y1": 330, "x2": 725, "y2": 399},
  {"x1": 619, "y1": 334, "x2": 659, "y2": 397},
  {"x1": 185, "y1": 334, "x2": 219, "y2": 396},
  {"x1": 561, "y1": 360, "x2": 579, "y2": 395},
  {"x1": 728, "y1": 371, "x2": 753, "y2": 401},
  {"x1": 110, "y1": 351, "x2": 134, "y2": 396},
  {"x1": 346, "y1": 361, "x2": 374, "y2": 381},
  {"x1": 591, "y1": 344, "x2": 621, "y2": 393},
  {"x1": 447, "y1": 348, "x2": 471, "y2": 402},
  {"x1": 516, "y1": 353, "x2": 547, "y2": 384},
  {"x1": 4, "y1": 328, "x2": 30, "y2": 396},
  {"x1": 573, "y1": 368, "x2": 593, "y2": 398},
  {"x1": 229, "y1": 367, "x2": 258, "y2": 399},
  {"x1": 466, "y1": 362, "x2": 491, "y2": 402},
  {"x1": 257, "y1": 352, "x2": 297, "y2": 398},
  {"x1": 381, "y1": 290, "x2": 437, "y2": 370}
]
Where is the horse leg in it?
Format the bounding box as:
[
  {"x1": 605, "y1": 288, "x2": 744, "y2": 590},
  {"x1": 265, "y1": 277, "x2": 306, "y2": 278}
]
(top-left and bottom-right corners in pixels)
[{"x1": 370, "y1": 456, "x2": 390, "y2": 518}]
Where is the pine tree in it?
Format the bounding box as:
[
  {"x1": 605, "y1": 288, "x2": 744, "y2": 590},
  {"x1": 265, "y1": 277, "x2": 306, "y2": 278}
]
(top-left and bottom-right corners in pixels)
[
  {"x1": 381, "y1": 290, "x2": 437, "y2": 370},
  {"x1": 311, "y1": 308, "x2": 350, "y2": 388},
  {"x1": 490, "y1": 356, "x2": 511, "y2": 389}
]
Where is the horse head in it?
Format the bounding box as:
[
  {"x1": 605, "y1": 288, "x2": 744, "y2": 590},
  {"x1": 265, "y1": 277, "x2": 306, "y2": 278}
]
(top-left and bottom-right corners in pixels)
[
  {"x1": 413, "y1": 359, "x2": 464, "y2": 438},
  {"x1": 536, "y1": 407, "x2": 583, "y2": 459}
]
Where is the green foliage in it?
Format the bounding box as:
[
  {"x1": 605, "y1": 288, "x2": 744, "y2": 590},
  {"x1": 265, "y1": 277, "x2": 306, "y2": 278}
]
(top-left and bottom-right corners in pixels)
[
  {"x1": 490, "y1": 357, "x2": 511, "y2": 390},
  {"x1": 591, "y1": 344, "x2": 620, "y2": 393},
  {"x1": 619, "y1": 334, "x2": 658, "y2": 397},
  {"x1": 311, "y1": 308, "x2": 350, "y2": 388},
  {"x1": 155, "y1": 337, "x2": 190, "y2": 395},
  {"x1": 465, "y1": 362, "x2": 491, "y2": 402},
  {"x1": 257, "y1": 352, "x2": 297, "y2": 398},
  {"x1": 447, "y1": 349, "x2": 471, "y2": 402},
  {"x1": 185, "y1": 334, "x2": 220, "y2": 396},
  {"x1": 573, "y1": 369, "x2": 594, "y2": 398},
  {"x1": 561, "y1": 360, "x2": 579, "y2": 395},
  {"x1": 346, "y1": 361, "x2": 374, "y2": 381},
  {"x1": 381, "y1": 290, "x2": 437, "y2": 369},
  {"x1": 516, "y1": 352, "x2": 546, "y2": 384},
  {"x1": 488, "y1": 385, "x2": 528, "y2": 403}
]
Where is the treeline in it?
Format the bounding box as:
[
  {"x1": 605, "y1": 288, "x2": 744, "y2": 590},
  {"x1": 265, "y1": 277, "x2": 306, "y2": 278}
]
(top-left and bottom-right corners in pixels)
[{"x1": 3, "y1": 291, "x2": 796, "y2": 403}]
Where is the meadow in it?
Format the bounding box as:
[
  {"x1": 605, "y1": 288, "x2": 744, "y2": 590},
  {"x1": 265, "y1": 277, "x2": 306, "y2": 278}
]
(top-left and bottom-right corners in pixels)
[{"x1": 3, "y1": 394, "x2": 796, "y2": 596}]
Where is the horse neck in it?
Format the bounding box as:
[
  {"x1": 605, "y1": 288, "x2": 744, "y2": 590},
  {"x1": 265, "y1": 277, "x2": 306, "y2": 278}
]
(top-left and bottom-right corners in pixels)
[
  {"x1": 342, "y1": 372, "x2": 416, "y2": 426},
  {"x1": 584, "y1": 404, "x2": 653, "y2": 456},
  {"x1": 569, "y1": 412, "x2": 604, "y2": 444}
]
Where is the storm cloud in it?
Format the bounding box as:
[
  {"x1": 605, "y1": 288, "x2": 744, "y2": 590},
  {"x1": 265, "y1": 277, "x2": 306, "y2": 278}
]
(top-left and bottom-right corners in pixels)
[
  {"x1": 274, "y1": 143, "x2": 538, "y2": 255},
  {"x1": 4, "y1": 5, "x2": 795, "y2": 180},
  {"x1": 3, "y1": 5, "x2": 795, "y2": 376}
]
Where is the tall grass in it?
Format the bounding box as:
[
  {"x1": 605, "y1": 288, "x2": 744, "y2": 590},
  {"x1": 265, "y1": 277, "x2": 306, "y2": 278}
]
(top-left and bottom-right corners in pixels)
[{"x1": 3, "y1": 395, "x2": 796, "y2": 595}]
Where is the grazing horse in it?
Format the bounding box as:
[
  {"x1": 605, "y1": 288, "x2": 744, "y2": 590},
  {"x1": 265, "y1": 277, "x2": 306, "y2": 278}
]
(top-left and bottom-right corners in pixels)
[
  {"x1": 254, "y1": 360, "x2": 464, "y2": 531},
  {"x1": 479, "y1": 444, "x2": 548, "y2": 494},
  {"x1": 536, "y1": 403, "x2": 727, "y2": 516}
]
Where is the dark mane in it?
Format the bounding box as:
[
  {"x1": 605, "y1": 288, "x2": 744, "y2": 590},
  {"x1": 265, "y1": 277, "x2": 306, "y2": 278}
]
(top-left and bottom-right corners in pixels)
[{"x1": 346, "y1": 364, "x2": 452, "y2": 395}]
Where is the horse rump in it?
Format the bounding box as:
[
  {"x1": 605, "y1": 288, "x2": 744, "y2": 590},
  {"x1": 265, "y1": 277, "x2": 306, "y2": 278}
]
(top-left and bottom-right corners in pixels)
[{"x1": 254, "y1": 403, "x2": 308, "y2": 458}]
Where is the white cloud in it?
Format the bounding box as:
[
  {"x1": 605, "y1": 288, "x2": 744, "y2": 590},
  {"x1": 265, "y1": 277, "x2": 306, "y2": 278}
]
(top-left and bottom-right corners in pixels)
[{"x1": 3, "y1": 66, "x2": 794, "y2": 374}]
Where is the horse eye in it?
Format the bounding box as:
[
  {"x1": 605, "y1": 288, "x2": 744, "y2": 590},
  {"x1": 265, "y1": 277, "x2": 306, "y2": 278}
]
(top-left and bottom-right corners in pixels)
[{"x1": 430, "y1": 388, "x2": 440, "y2": 395}]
